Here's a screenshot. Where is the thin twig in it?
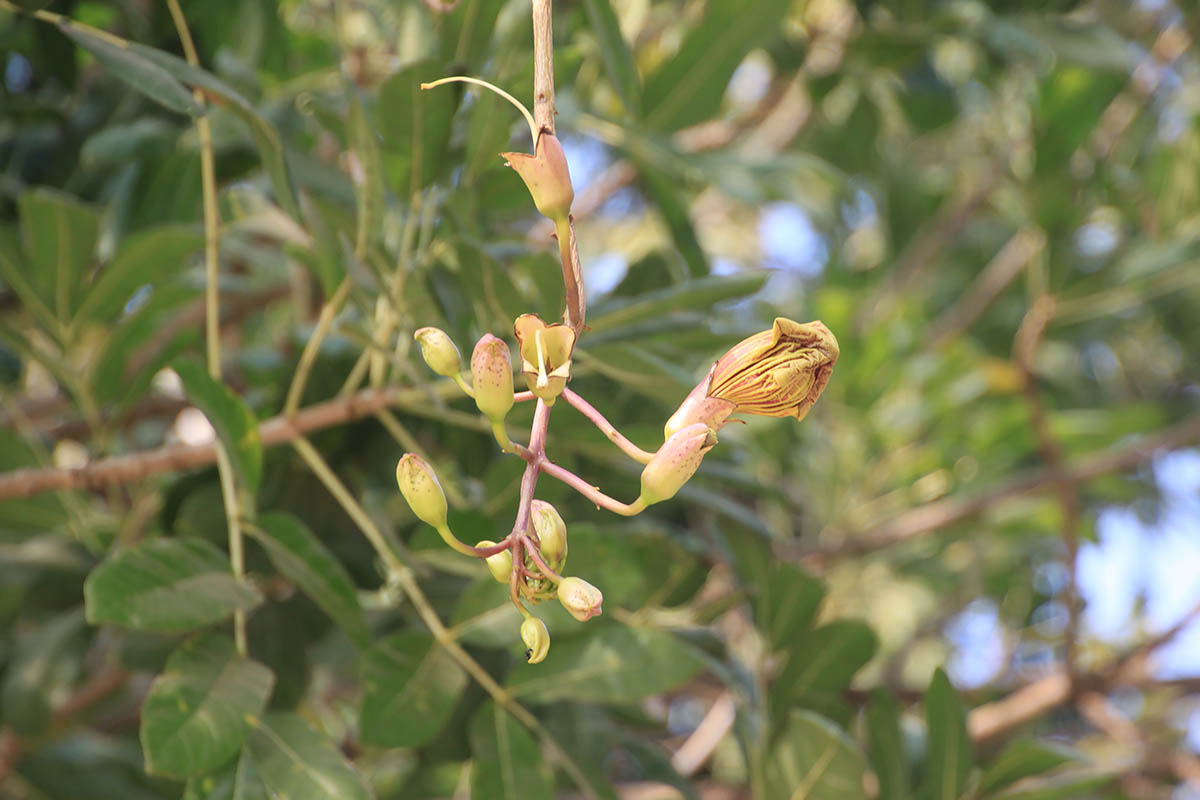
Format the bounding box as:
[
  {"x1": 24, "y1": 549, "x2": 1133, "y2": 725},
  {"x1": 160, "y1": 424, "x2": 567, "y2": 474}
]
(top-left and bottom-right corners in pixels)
[
  {"x1": 1015, "y1": 295, "x2": 1082, "y2": 677},
  {"x1": 165, "y1": 0, "x2": 247, "y2": 655}
]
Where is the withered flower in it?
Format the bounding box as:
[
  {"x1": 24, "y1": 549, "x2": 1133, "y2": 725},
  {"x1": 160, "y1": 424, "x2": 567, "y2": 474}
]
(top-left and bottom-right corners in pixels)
[
  {"x1": 514, "y1": 314, "x2": 576, "y2": 405},
  {"x1": 664, "y1": 318, "x2": 839, "y2": 438}
]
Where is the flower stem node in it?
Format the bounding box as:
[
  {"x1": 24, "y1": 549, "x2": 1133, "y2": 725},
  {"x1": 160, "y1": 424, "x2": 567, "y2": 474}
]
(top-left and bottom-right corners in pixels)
[
  {"x1": 530, "y1": 499, "x2": 567, "y2": 564},
  {"x1": 477, "y1": 539, "x2": 514, "y2": 583},
  {"x1": 502, "y1": 133, "x2": 574, "y2": 224},
  {"x1": 639, "y1": 423, "x2": 718, "y2": 505},
  {"x1": 413, "y1": 327, "x2": 462, "y2": 378},
  {"x1": 521, "y1": 616, "x2": 550, "y2": 664},
  {"x1": 557, "y1": 576, "x2": 603, "y2": 622},
  {"x1": 396, "y1": 453, "x2": 448, "y2": 528},
  {"x1": 665, "y1": 318, "x2": 839, "y2": 438},
  {"x1": 514, "y1": 314, "x2": 575, "y2": 405},
  {"x1": 471, "y1": 333, "x2": 515, "y2": 423}
]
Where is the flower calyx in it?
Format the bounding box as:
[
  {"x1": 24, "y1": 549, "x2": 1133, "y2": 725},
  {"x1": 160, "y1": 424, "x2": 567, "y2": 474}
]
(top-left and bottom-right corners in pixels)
[
  {"x1": 471, "y1": 333, "x2": 515, "y2": 423},
  {"x1": 557, "y1": 576, "x2": 603, "y2": 622},
  {"x1": 520, "y1": 616, "x2": 550, "y2": 664},
  {"x1": 502, "y1": 132, "x2": 574, "y2": 224},
  {"x1": 396, "y1": 453, "x2": 448, "y2": 528},
  {"x1": 514, "y1": 314, "x2": 575, "y2": 406},
  {"x1": 639, "y1": 423, "x2": 718, "y2": 505}
]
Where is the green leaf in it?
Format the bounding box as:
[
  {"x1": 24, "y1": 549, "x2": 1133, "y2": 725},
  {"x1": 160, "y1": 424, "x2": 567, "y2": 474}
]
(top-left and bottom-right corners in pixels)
[
  {"x1": 173, "y1": 359, "x2": 263, "y2": 494},
  {"x1": 246, "y1": 712, "x2": 372, "y2": 800},
  {"x1": 182, "y1": 750, "x2": 268, "y2": 800},
  {"x1": 379, "y1": 60, "x2": 460, "y2": 193},
  {"x1": 641, "y1": 0, "x2": 790, "y2": 131},
  {"x1": 867, "y1": 689, "x2": 909, "y2": 800},
  {"x1": 441, "y1": 0, "x2": 506, "y2": 72},
  {"x1": 774, "y1": 621, "x2": 879, "y2": 704},
  {"x1": 469, "y1": 702, "x2": 554, "y2": 800},
  {"x1": 505, "y1": 625, "x2": 703, "y2": 704},
  {"x1": 248, "y1": 512, "x2": 368, "y2": 647},
  {"x1": 60, "y1": 22, "x2": 300, "y2": 219},
  {"x1": 759, "y1": 563, "x2": 826, "y2": 652},
  {"x1": 84, "y1": 538, "x2": 262, "y2": 632},
  {"x1": 764, "y1": 710, "x2": 869, "y2": 800},
  {"x1": 586, "y1": 273, "x2": 767, "y2": 336},
  {"x1": 75, "y1": 225, "x2": 202, "y2": 324},
  {"x1": 17, "y1": 189, "x2": 102, "y2": 324},
  {"x1": 922, "y1": 668, "x2": 973, "y2": 800},
  {"x1": 636, "y1": 161, "x2": 707, "y2": 277},
  {"x1": 979, "y1": 740, "x2": 1079, "y2": 795},
  {"x1": 583, "y1": 0, "x2": 641, "y2": 117},
  {"x1": 359, "y1": 632, "x2": 467, "y2": 748},
  {"x1": 57, "y1": 22, "x2": 203, "y2": 118},
  {"x1": 0, "y1": 609, "x2": 87, "y2": 735},
  {"x1": 986, "y1": 770, "x2": 1113, "y2": 800},
  {"x1": 140, "y1": 633, "x2": 274, "y2": 778}
]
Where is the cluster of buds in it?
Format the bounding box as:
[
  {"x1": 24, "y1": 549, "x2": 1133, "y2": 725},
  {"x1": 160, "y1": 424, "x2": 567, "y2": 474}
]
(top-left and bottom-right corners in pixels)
[
  {"x1": 403, "y1": 58, "x2": 839, "y2": 667},
  {"x1": 398, "y1": 316, "x2": 838, "y2": 663}
]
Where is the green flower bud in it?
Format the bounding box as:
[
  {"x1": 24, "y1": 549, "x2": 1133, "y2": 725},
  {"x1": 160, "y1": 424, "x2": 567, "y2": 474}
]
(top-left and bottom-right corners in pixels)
[
  {"x1": 396, "y1": 453, "x2": 447, "y2": 528},
  {"x1": 413, "y1": 327, "x2": 462, "y2": 378},
  {"x1": 477, "y1": 540, "x2": 514, "y2": 584},
  {"x1": 471, "y1": 333, "x2": 514, "y2": 422},
  {"x1": 530, "y1": 500, "x2": 567, "y2": 564},
  {"x1": 557, "y1": 577, "x2": 603, "y2": 622},
  {"x1": 640, "y1": 423, "x2": 718, "y2": 505},
  {"x1": 521, "y1": 616, "x2": 550, "y2": 664}
]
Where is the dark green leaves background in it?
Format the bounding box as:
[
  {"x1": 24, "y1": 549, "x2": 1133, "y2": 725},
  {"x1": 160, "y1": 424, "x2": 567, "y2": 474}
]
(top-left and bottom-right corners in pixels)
[{"x1": 1, "y1": 0, "x2": 1197, "y2": 798}]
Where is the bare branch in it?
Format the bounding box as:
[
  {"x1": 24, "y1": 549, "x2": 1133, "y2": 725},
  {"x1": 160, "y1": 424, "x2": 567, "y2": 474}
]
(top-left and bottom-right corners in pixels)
[
  {"x1": 796, "y1": 413, "x2": 1200, "y2": 564},
  {"x1": 0, "y1": 382, "x2": 462, "y2": 501}
]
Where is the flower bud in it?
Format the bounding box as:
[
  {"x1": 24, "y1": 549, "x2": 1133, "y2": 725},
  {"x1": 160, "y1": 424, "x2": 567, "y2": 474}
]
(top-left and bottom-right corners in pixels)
[
  {"x1": 396, "y1": 453, "x2": 448, "y2": 528},
  {"x1": 502, "y1": 133, "x2": 574, "y2": 223},
  {"x1": 471, "y1": 334, "x2": 514, "y2": 422},
  {"x1": 521, "y1": 616, "x2": 550, "y2": 664},
  {"x1": 530, "y1": 500, "x2": 567, "y2": 564},
  {"x1": 413, "y1": 327, "x2": 462, "y2": 378},
  {"x1": 640, "y1": 423, "x2": 718, "y2": 505},
  {"x1": 477, "y1": 540, "x2": 514, "y2": 584},
  {"x1": 666, "y1": 318, "x2": 838, "y2": 438},
  {"x1": 557, "y1": 577, "x2": 603, "y2": 622}
]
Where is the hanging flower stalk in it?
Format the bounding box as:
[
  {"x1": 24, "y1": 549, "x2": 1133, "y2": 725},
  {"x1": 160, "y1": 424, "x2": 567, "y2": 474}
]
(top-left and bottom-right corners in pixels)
[{"x1": 397, "y1": 73, "x2": 840, "y2": 665}]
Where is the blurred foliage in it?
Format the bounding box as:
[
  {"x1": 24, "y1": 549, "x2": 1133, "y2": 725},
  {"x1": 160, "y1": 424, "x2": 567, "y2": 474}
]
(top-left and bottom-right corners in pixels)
[{"x1": 1, "y1": 0, "x2": 1199, "y2": 798}]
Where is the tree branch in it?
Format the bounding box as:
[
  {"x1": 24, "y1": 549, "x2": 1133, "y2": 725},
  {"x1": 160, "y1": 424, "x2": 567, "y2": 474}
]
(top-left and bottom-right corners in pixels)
[
  {"x1": 0, "y1": 382, "x2": 462, "y2": 501},
  {"x1": 532, "y1": 0, "x2": 555, "y2": 135},
  {"x1": 795, "y1": 412, "x2": 1200, "y2": 564}
]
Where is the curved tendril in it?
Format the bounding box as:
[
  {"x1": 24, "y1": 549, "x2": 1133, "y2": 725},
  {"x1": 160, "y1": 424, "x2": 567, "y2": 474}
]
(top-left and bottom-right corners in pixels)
[{"x1": 421, "y1": 76, "x2": 539, "y2": 145}]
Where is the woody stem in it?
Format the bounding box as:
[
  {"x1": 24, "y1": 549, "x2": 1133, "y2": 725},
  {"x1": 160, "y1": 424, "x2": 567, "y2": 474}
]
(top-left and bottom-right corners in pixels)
[{"x1": 562, "y1": 387, "x2": 655, "y2": 464}]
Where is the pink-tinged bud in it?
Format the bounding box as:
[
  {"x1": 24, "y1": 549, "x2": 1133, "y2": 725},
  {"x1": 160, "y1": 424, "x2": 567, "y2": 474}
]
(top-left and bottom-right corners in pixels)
[
  {"x1": 470, "y1": 334, "x2": 514, "y2": 422},
  {"x1": 521, "y1": 616, "x2": 550, "y2": 663},
  {"x1": 513, "y1": 314, "x2": 575, "y2": 405},
  {"x1": 477, "y1": 540, "x2": 514, "y2": 584},
  {"x1": 502, "y1": 133, "x2": 574, "y2": 222},
  {"x1": 557, "y1": 577, "x2": 603, "y2": 622},
  {"x1": 640, "y1": 423, "x2": 718, "y2": 505},
  {"x1": 396, "y1": 453, "x2": 447, "y2": 528},
  {"x1": 665, "y1": 318, "x2": 838, "y2": 437},
  {"x1": 414, "y1": 327, "x2": 462, "y2": 378},
  {"x1": 530, "y1": 500, "x2": 567, "y2": 564}
]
